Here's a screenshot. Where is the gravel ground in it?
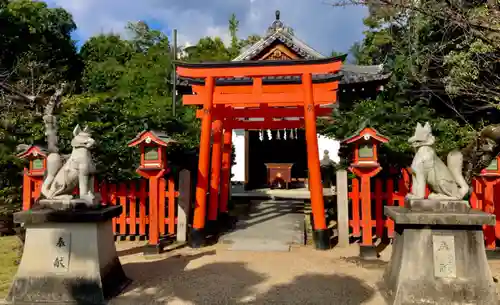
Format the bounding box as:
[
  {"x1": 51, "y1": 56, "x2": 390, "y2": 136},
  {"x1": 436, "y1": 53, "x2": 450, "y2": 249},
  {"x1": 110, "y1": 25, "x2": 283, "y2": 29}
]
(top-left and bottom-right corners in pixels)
[{"x1": 110, "y1": 242, "x2": 500, "y2": 305}]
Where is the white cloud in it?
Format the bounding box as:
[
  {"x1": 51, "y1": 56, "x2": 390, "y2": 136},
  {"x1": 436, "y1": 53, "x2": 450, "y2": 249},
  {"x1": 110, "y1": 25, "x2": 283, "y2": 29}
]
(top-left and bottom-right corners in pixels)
[{"x1": 47, "y1": 0, "x2": 368, "y2": 54}]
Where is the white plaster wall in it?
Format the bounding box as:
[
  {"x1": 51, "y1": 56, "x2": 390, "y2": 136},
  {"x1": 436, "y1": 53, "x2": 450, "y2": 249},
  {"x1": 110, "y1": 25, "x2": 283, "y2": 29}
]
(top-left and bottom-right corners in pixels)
[
  {"x1": 230, "y1": 132, "x2": 340, "y2": 183},
  {"x1": 318, "y1": 134, "x2": 341, "y2": 163},
  {"x1": 231, "y1": 129, "x2": 246, "y2": 182}
]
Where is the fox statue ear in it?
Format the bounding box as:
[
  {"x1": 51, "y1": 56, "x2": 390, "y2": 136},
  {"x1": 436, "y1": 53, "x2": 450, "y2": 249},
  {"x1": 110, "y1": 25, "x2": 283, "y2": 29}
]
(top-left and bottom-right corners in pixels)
[
  {"x1": 73, "y1": 124, "x2": 81, "y2": 137},
  {"x1": 82, "y1": 125, "x2": 90, "y2": 133},
  {"x1": 424, "y1": 122, "x2": 431, "y2": 131},
  {"x1": 416, "y1": 122, "x2": 423, "y2": 129}
]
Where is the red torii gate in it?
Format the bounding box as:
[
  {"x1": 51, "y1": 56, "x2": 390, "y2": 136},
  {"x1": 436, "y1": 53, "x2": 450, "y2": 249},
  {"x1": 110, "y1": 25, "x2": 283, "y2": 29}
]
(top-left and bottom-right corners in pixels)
[{"x1": 176, "y1": 56, "x2": 345, "y2": 250}]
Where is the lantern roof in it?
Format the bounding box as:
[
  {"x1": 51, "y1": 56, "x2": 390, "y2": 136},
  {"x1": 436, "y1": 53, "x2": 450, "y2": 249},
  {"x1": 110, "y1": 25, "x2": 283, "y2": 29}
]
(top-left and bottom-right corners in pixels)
[
  {"x1": 16, "y1": 144, "x2": 48, "y2": 159},
  {"x1": 342, "y1": 126, "x2": 389, "y2": 144},
  {"x1": 128, "y1": 130, "x2": 177, "y2": 147}
]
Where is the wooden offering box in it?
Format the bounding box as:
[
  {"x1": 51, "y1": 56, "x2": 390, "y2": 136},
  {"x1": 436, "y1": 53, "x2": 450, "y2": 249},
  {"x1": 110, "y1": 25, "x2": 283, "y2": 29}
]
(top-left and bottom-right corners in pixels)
[{"x1": 265, "y1": 163, "x2": 294, "y2": 189}]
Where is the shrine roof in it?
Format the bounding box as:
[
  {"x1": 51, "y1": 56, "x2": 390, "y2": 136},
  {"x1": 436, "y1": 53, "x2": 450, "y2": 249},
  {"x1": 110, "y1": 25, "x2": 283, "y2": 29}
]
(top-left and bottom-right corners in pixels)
[
  {"x1": 342, "y1": 126, "x2": 389, "y2": 144},
  {"x1": 233, "y1": 11, "x2": 390, "y2": 84},
  {"x1": 128, "y1": 130, "x2": 177, "y2": 147},
  {"x1": 16, "y1": 144, "x2": 48, "y2": 159},
  {"x1": 177, "y1": 73, "x2": 342, "y2": 86},
  {"x1": 176, "y1": 65, "x2": 390, "y2": 86},
  {"x1": 173, "y1": 11, "x2": 391, "y2": 88},
  {"x1": 234, "y1": 10, "x2": 324, "y2": 61}
]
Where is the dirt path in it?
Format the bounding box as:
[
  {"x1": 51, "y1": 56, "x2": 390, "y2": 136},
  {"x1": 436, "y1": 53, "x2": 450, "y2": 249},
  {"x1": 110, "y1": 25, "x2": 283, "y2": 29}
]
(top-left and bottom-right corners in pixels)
[
  {"x1": 111, "y1": 242, "x2": 500, "y2": 305},
  {"x1": 111, "y1": 242, "x2": 391, "y2": 305}
]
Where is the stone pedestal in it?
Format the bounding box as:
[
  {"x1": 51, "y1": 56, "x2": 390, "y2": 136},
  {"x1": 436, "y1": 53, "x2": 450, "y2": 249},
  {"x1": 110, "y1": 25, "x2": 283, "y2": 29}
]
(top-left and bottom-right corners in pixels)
[
  {"x1": 382, "y1": 199, "x2": 497, "y2": 305},
  {"x1": 6, "y1": 206, "x2": 131, "y2": 305}
]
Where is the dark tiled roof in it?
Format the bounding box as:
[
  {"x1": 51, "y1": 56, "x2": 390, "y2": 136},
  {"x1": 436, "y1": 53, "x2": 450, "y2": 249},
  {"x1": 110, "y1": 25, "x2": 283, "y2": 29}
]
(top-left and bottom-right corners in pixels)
[{"x1": 175, "y1": 65, "x2": 390, "y2": 86}]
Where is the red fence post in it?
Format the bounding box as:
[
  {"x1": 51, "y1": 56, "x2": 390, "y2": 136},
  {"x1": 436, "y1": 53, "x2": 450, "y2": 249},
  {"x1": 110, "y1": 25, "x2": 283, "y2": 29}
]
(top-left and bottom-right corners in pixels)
[{"x1": 22, "y1": 169, "x2": 33, "y2": 211}]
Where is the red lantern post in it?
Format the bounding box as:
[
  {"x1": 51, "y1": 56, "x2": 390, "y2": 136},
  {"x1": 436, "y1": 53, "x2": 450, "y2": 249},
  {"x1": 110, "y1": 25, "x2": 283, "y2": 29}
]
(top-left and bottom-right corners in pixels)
[
  {"x1": 128, "y1": 130, "x2": 177, "y2": 254},
  {"x1": 342, "y1": 127, "x2": 389, "y2": 257},
  {"x1": 17, "y1": 145, "x2": 47, "y2": 210},
  {"x1": 479, "y1": 155, "x2": 500, "y2": 249}
]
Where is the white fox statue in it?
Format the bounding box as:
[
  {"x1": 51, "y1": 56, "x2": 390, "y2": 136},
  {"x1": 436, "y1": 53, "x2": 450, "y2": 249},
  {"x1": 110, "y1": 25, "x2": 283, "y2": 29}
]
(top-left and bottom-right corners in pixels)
[
  {"x1": 406, "y1": 122, "x2": 469, "y2": 201},
  {"x1": 41, "y1": 124, "x2": 98, "y2": 206}
]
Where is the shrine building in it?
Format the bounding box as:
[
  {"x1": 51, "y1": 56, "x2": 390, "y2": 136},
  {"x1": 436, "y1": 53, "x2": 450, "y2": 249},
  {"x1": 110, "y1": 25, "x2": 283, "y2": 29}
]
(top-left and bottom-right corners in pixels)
[
  {"x1": 177, "y1": 11, "x2": 390, "y2": 191},
  {"x1": 174, "y1": 11, "x2": 391, "y2": 249}
]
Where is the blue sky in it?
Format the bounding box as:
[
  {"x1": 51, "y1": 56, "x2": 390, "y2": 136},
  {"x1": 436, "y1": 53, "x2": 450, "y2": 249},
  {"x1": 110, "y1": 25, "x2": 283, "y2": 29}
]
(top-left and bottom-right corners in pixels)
[{"x1": 46, "y1": 0, "x2": 369, "y2": 55}]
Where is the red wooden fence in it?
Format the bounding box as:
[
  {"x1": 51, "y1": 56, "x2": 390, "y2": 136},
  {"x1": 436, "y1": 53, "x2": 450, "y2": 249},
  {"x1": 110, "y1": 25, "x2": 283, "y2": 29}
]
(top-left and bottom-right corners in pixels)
[
  {"x1": 22, "y1": 171, "x2": 180, "y2": 241},
  {"x1": 24, "y1": 165, "x2": 500, "y2": 249},
  {"x1": 347, "y1": 169, "x2": 500, "y2": 249}
]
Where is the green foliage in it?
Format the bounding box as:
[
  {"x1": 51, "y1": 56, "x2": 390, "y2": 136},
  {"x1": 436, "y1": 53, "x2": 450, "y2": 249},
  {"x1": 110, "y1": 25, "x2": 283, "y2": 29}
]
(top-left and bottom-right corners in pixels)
[
  {"x1": 183, "y1": 37, "x2": 232, "y2": 62},
  {"x1": 320, "y1": 0, "x2": 500, "y2": 168},
  {"x1": 0, "y1": 0, "x2": 80, "y2": 213}
]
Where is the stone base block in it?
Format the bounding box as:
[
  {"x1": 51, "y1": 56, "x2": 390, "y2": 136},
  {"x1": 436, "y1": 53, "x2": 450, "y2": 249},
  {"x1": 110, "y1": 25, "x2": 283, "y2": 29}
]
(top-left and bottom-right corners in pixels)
[
  {"x1": 38, "y1": 193, "x2": 102, "y2": 211},
  {"x1": 382, "y1": 199, "x2": 497, "y2": 305},
  {"x1": 6, "y1": 206, "x2": 130, "y2": 305}
]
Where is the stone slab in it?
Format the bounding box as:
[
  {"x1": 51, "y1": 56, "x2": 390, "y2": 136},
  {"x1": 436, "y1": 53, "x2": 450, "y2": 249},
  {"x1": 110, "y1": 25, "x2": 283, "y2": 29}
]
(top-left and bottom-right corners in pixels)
[
  {"x1": 14, "y1": 206, "x2": 123, "y2": 224},
  {"x1": 6, "y1": 218, "x2": 130, "y2": 305},
  {"x1": 382, "y1": 199, "x2": 497, "y2": 305},
  {"x1": 220, "y1": 200, "x2": 305, "y2": 246},
  {"x1": 384, "y1": 206, "x2": 495, "y2": 226}
]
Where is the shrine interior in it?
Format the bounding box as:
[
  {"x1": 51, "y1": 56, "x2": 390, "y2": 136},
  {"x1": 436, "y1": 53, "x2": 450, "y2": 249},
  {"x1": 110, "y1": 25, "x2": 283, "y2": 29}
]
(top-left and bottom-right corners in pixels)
[{"x1": 247, "y1": 129, "x2": 308, "y2": 189}]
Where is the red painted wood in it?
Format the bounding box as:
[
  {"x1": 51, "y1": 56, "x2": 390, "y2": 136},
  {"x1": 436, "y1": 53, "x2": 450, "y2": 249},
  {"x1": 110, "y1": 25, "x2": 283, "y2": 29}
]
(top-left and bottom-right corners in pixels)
[
  {"x1": 22, "y1": 172, "x2": 32, "y2": 211},
  {"x1": 139, "y1": 179, "x2": 147, "y2": 236},
  {"x1": 494, "y1": 181, "x2": 500, "y2": 243},
  {"x1": 129, "y1": 182, "x2": 137, "y2": 235},
  {"x1": 482, "y1": 177, "x2": 496, "y2": 249},
  {"x1": 118, "y1": 183, "x2": 127, "y2": 235},
  {"x1": 109, "y1": 184, "x2": 117, "y2": 232},
  {"x1": 361, "y1": 176, "x2": 373, "y2": 246},
  {"x1": 386, "y1": 179, "x2": 395, "y2": 237},
  {"x1": 158, "y1": 178, "x2": 166, "y2": 236},
  {"x1": 350, "y1": 178, "x2": 360, "y2": 237},
  {"x1": 168, "y1": 177, "x2": 176, "y2": 235},
  {"x1": 101, "y1": 182, "x2": 109, "y2": 205},
  {"x1": 375, "y1": 179, "x2": 384, "y2": 238},
  {"x1": 20, "y1": 165, "x2": 500, "y2": 249}
]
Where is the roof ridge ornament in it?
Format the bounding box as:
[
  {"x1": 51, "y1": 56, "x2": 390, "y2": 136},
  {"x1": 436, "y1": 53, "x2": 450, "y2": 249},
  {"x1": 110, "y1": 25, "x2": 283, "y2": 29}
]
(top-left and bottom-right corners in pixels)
[{"x1": 266, "y1": 10, "x2": 293, "y2": 35}]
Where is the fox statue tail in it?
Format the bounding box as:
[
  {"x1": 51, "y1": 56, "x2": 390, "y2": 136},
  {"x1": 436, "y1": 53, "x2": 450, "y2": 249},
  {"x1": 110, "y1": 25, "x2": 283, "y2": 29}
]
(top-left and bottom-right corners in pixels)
[
  {"x1": 41, "y1": 152, "x2": 63, "y2": 198},
  {"x1": 447, "y1": 150, "x2": 469, "y2": 199}
]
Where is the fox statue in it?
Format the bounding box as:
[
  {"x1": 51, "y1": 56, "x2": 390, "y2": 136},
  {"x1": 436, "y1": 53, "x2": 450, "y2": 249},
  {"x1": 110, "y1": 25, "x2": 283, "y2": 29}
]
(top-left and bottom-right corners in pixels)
[
  {"x1": 41, "y1": 125, "x2": 97, "y2": 206},
  {"x1": 406, "y1": 122, "x2": 469, "y2": 201}
]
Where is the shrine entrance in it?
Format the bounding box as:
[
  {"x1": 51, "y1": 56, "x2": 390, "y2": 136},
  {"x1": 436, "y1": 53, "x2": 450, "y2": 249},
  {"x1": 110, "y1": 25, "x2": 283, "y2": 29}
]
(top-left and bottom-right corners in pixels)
[
  {"x1": 247, "y1": 129, "x2": 308, "y2": 190},
  {"x1": 176, "y1": 56, "x2": 345, "y2": 250}
]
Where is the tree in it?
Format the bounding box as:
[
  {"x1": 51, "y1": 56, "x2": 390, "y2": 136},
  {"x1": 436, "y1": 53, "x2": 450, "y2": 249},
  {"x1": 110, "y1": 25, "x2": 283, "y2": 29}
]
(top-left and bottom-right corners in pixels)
[
  {"x1": 329, "y1": 0, "x2": 500, "y2": 116},
  {"x1": 228, "y1": 13, "x2": 240, "y2": 58},
  {"x1": 240, "y1": 34, "x2": 262, "y2": 49},
  {"x1": 182, "y1": 37, "x2": 231, "y2": 62},
  {"x1": 63, "y1": 21, "x2": 198, "y2": 181},
  {"x1": 0, "y1": 0, "x2": 80, "y2": 214},
  {"x1": 182, "y1": 14, "x2": 262, "y2": 62},
  {"x1": 318, "y1": 0, "x2": 494, "y2": 168}
]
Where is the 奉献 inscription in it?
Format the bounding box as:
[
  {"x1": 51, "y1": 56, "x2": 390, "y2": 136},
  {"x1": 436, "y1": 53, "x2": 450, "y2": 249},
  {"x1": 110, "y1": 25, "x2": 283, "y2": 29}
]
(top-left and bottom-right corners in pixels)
[
  {"x1": 432, "y1": 235, "x2": 457, "y2": 278},
  {"x1": 51, "y1": 231, "x2": 71, "y2": 272}
]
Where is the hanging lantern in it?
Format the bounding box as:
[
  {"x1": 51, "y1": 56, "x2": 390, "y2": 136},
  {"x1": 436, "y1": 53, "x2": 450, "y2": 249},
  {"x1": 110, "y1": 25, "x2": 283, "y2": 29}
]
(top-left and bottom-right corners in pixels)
[
  {"x1": 284, "y1": 129, "x2": 287, "y2": 140},
  {"x1": 259, "y1": 130, "x2": 264, "y2": 141},
  {"x1": 277, "y1": 130, "x2": 281, "y2": 140},
  {"x1": 267, "y1": 129, "x2": 272, "y2": 140}
]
